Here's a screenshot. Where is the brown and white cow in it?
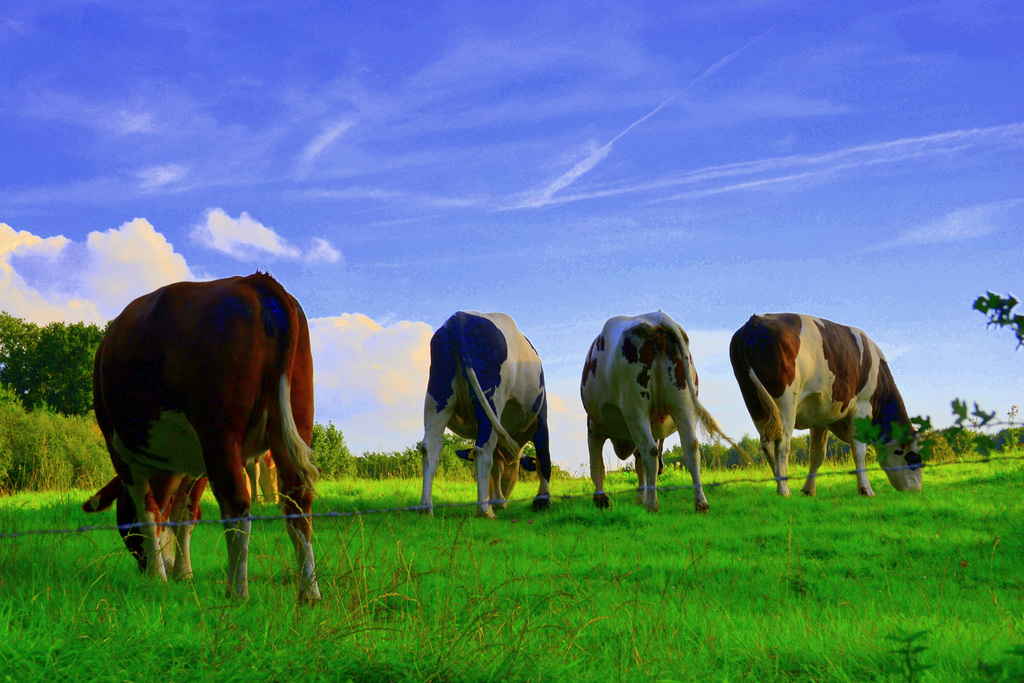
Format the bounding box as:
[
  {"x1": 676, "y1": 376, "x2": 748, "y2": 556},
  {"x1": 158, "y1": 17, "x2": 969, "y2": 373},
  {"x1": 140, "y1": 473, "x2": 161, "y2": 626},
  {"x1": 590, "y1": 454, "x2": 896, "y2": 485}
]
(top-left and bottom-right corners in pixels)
[
  {"x1": 729, "y1": 313, "x2": 923, "y2": 497},
  {"x1": 581, "y1": 311, "x2": 733, "y2": 513},
  {"x1": 84, "y1": 273, "x2": 321, "y2": 601},
  {"x1": 245, "y1": 451, "x2": 279, "y2": 504}
]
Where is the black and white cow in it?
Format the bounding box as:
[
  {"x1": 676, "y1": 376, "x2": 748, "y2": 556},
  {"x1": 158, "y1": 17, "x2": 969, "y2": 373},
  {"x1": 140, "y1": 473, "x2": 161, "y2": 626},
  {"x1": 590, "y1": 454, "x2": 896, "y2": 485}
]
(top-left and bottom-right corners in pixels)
[
  {"x1": 419, "y1": 311, "x2": 552, "y2": 518},
  {"x1": 729, "y1": 313, "x2": 923, "y2": 497},
  {"x1": 581, "y1": 312, "x2": 731, "y2": 513}
]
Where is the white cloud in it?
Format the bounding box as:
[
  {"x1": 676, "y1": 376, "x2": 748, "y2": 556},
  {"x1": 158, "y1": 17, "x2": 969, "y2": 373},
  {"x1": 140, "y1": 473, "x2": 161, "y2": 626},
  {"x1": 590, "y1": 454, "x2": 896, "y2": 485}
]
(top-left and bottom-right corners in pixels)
[
  {"x1": 870, "y1": 199, "x2": 1024, "y2": 251},
  {"x1": 309, "y1": 314, "x2": 434, "y2": 454},
  {"x1": 0, "y1": 222, "x2": 96, "y2": 324},
  {"x1": 138, "y1": 164, "x2": 188, "y2": 189},
  {"x1": 307, "y1": 237, "x2": 343, "y2": 264},
  {"x1": 192, "y1": 208, "x2": 342, "y2": 264},
  {"x1": 84, "y1": 218, "x2": 194, "y2": 318},
  {"x1": 0, "y1": 218, "x2": 192, "y2": 324}
]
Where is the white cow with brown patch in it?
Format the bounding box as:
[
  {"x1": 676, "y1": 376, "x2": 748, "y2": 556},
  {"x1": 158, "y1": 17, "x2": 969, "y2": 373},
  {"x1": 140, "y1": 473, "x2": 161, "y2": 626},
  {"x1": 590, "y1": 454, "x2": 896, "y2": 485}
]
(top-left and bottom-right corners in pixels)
[
  {"x1": 581, "y1": 311, "x2": 730, "y2": 513},
  {"x1": 729, "y1": 313, "x2": 923, "y2": 497}
]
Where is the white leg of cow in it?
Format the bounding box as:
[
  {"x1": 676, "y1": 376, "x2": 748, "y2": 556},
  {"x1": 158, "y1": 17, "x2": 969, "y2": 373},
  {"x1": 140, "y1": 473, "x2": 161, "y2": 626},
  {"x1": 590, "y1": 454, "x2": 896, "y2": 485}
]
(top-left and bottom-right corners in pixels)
[
  {"x1": 286, "y1": 521, "x2": 321, "y2": 603},
  {"x1": 490, "y1": 459, "x2": 508, "y2": 509},
  {"x1": 802, "y1": 427, "x2": 828, "y2": 497},
  {"x1": 474, "y1": 442, "x2": 499, "y2": 519},
  {"x1": 224, "y1": 517, "x2": 252, "y2": 599},
  {"x1": 535, "y1": 474, "x2": 550, "y2": 511},
  {"x1": 633, "y1": 450, "x2": 648, "y2": 506},
  {"x1": 167, "y1": 492, "x2": 193, "y2": 580},
  {"x1": 419, "y1": 405, "x2": 451, "y2": 516},
  {"x1": 626, "y1": 418, "x2": 661, "y2": 512},
  {"x1": 772, "y1": 436, "x2": 793, "y2": 497},
  {"x1": 853, "y1": 440, "x2": 875, "y2": 496},
  {"x1": 126, "y1": 479, "x2": 170, "y2": 581},
  {"x1": 588, "y1": 424, "x2": 610, "y2": 509},
  {"x1": 677, "y1": 425, "x2": 708, "y2": 513}
]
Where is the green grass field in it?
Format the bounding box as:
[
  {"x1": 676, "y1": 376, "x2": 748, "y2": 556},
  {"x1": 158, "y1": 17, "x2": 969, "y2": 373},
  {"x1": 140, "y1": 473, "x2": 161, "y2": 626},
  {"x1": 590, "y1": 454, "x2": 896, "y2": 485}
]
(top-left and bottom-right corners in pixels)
[{"x1": 1, "y1": 459, "x2": 1022, "y2": 682}]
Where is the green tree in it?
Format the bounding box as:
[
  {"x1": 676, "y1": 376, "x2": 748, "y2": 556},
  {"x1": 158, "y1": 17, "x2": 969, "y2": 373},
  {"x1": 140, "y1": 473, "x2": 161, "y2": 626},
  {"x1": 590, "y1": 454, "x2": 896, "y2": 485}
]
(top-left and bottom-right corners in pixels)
[
  {"x1": 310, "y1": 420, "x2": 356, "y2": 479},
  {"x1": 0, "y1": 313, "x2": 104, "y2": 416}
]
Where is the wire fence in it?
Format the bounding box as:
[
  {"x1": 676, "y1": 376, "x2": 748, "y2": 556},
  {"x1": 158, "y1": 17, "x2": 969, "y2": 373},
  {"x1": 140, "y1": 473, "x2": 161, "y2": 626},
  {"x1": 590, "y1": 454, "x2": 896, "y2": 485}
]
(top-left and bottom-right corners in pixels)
[{"x1": 1, "y1": 454, "x2": 1022, "y2": 540}]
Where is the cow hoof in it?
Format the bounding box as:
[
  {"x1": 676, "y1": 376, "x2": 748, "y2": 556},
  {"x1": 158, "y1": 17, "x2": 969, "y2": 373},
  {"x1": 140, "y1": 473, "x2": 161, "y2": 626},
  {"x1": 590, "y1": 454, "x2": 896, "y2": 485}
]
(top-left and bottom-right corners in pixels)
[
  {"x1": 694, "y1": 501, "x2": 709, "y2": 514},
  {"x1": 475, "y1": 509, "x2": 497, "y2": 520},
  {"x1": 593, "y1": 493, "x2": 610, "y2": 509},
  {"x1": 418, "y1": 506, "x2": 434, "y2": 517},
  {"x1": 801, "y1": 488, "x2": 815, "y2": 497},
  {"x1": 858, "y1": 487, "x2": 875, "y2": 497},
  {"x1": 531, "y1": 496, "x2": 550, "y2": 512}
]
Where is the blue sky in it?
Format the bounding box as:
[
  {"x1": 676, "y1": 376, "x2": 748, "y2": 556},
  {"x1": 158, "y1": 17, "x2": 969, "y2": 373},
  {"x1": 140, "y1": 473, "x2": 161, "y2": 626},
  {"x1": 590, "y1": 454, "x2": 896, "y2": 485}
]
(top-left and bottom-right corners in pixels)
[{"x1": 2, "y1": 1, "x2": 1022, "y2": 470}]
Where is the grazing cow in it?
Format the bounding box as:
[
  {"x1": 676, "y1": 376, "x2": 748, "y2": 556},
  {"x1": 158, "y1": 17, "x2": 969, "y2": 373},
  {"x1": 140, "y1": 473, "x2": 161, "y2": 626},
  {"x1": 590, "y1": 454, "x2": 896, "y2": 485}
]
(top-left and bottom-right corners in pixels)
[
  {"x1": 246, "y1": 451, "x2": 279, "y2": 504},
  {"x1": 84, "y1": 273, "x2": 321, "y2": 601},
  {"x1": 419, "y1": 311, "x2": 552, "y2": 518},
  {"x1": 581, "y1": 311, "x2": 733, "y2": 513},
  {"x1": 729, "y1": 313, "x2": 923, "y2": 497}
]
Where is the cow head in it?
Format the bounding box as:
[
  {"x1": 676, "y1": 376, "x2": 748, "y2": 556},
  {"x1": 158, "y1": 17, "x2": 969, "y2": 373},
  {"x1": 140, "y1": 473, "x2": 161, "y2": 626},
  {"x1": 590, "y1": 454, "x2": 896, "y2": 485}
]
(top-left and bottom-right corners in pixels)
[
  {"x1": 880, "y1": 439, "x2": 924, "y2": 492},
  {"x1": 113, "y1": 487, "x2": 148, "y2": 572}
]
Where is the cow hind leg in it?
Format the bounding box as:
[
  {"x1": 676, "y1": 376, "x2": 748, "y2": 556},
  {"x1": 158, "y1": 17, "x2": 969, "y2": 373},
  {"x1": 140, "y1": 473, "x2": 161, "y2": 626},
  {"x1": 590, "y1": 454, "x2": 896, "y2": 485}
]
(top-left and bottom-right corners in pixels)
[
  {"x1": 125, "y1": 478, "x2": 172, "y2": 581},
  {"x1": 530, "y1": 417, "x2": 552, "y2": 512},
  {"x1": 626, "y1": 419, "x2": 661, "y2": 512},
  {"x1": 202, "y1": 442, "x2": 253, "y2": 600},
  {"x1": 633, "y1": 449, "x2": 648, "y2": 506},
  {"x1": 762, "y1": 435, "x2": 792, "y2": 497},
  {"x1": 469, "y1": 397, "x2": 502, "y2": 519},
  {"x1": 588, "y1": 422, "x2": 610, "y2": 509},
  {"x1": 419, "y1": 399, "x2": 453, "y2": 516},
  {"x1": 269, "y1": 434, "x2": 321, "y2": 603},
  {"x1": 802, "y1": 427, "x2": 828, "y2": 497},
  {"x1": 852, "y1": 440, "x2": 875, "y2": 497},
  {"x1": 674, "y1": 417, "x2": 708, "y2": 513}
]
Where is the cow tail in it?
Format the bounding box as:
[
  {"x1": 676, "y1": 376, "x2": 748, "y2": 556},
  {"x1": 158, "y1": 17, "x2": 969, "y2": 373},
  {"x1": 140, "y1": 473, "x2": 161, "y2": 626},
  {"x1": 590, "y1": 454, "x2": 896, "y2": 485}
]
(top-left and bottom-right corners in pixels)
[
  {"x1": 746, "y1": 367, "x2": 783, "y2": 444},
  {"x1": 277, "y1": 374, "x2": 319, "y2": 489},
  {"x1": 83, "y1": 476, "x2": 124, "y2": 513},
  {"x1": 454, "y1": 319, "x2": 521, "y2": 459},
  {"x1": 256, "y1": 275, "x2": 319, "y2": 491},
  {"x1": 665, "y1": 321, "x2": 757, "y2": 466}
]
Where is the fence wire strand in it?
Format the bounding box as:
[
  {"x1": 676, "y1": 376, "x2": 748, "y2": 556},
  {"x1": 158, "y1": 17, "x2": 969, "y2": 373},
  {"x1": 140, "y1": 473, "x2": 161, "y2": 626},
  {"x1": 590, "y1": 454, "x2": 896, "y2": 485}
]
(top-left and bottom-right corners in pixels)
[{"x1": 1, "y1": 454, "x2": 1022, "y2": 540}]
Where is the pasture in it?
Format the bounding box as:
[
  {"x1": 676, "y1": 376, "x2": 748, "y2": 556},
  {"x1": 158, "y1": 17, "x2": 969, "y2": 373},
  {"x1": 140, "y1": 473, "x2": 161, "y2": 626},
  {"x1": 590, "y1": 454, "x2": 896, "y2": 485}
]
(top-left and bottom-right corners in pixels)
[{"x1": 1, "y1": 459, "x2": 1022, "y2": 682}]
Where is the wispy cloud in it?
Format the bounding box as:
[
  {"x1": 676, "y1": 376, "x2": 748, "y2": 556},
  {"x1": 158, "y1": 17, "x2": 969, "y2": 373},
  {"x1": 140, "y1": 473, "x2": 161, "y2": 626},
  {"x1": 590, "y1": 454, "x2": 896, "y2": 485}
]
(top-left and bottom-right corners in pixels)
[
  {"x1": 138, "y1": 164, "x2": 188, "y2": 189},
  {"x1": 867, "y1": 199, "x2": 1024, "y2": 251},
  {"x1": 519, "y1": 32, "x2": 770, "y2": 209},
  {"x1": 688, "y1": 30, "x2": 771, "y2": 88},
  {"x1": 299, "y1": 120, "x2": 356, "y2": 169},
  {"x1": 519, "y1": 92, "x2": 681, "y2": 209},
  {"x1": 191, "y1": 208, "x2": 342, "y2": 263},
  {"x1": 528, "y1": 122, "x2": 1024, "y2": 207}
]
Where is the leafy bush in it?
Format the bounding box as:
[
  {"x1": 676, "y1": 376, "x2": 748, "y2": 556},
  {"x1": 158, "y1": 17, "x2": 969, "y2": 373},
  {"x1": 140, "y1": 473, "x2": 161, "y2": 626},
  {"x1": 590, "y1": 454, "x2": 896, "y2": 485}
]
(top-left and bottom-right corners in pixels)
[
  {"x1": 0, "y1": 389, "x2": 113, "y2": 493},
  {"x1": 310, "y1": 421, "x2": 356, "y2": 479}
]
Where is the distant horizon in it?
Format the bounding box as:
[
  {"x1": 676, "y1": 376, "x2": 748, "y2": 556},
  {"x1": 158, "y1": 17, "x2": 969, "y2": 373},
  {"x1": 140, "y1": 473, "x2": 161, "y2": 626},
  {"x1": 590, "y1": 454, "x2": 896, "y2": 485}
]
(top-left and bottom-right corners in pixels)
[{"x1": 2, "y1": 1, "x2": 1022, "y2": 471}]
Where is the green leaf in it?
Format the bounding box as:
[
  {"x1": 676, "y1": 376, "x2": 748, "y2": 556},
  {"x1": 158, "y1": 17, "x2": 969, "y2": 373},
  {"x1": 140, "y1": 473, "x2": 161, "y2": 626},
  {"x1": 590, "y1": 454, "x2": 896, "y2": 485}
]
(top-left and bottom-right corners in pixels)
[
  {"x1": 972, "y1": 403, "x2": 997, "y2": 426},
  {"x1": 952, "y1": 399, "x2": 969, "y2": 425},
  {"x1": 910, "y1": 415, "x2": 932, "y2": 432},
  {"x1": 854, "y1": 417, "x2": 881, "y2": 446}
]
